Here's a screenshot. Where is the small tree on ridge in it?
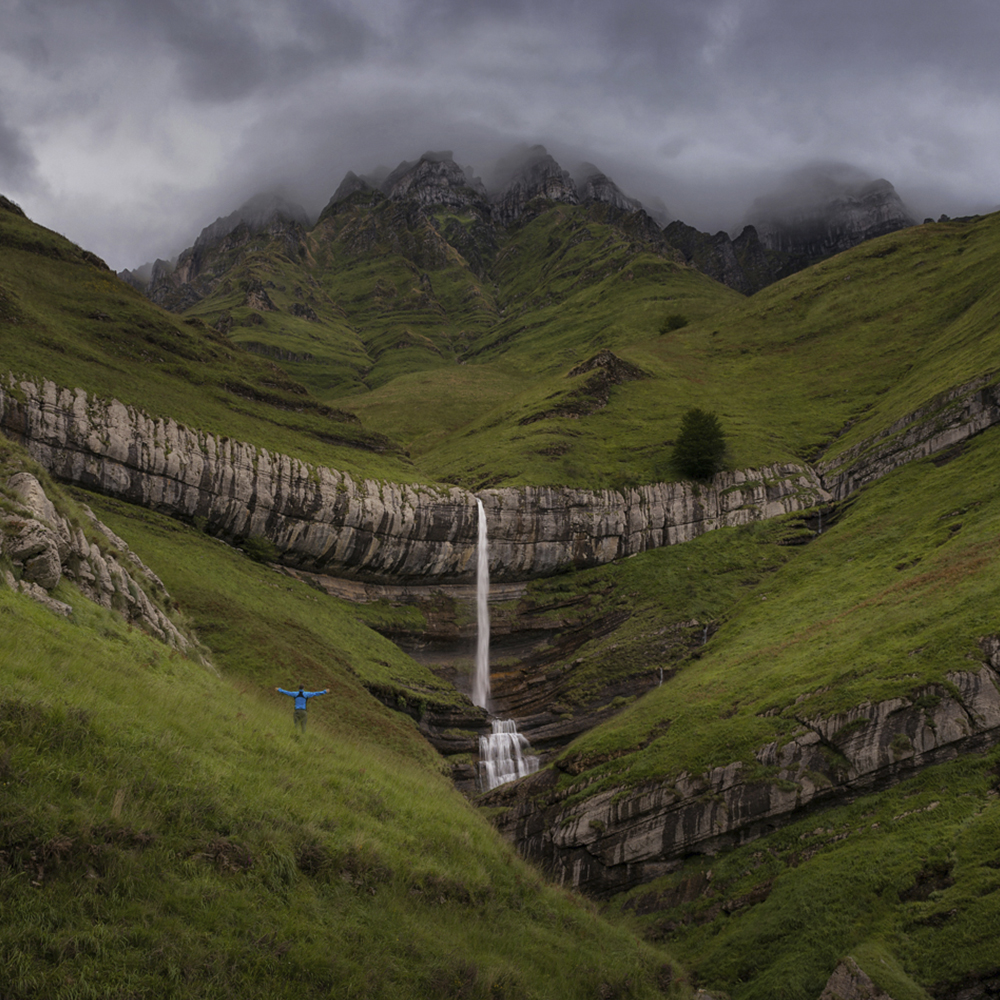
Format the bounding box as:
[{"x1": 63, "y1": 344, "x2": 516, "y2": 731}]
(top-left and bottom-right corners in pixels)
[{"x1": 673, "y1": 407, "x2": 726, "y2": 480}]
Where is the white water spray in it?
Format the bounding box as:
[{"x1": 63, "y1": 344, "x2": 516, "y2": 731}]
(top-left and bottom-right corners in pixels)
[
  {"x1": 479, "y1": 720, "x2": 539, "y2": 791},
  {"x1": 472, "y1": 498, "x2": 490, "y2": 709}
]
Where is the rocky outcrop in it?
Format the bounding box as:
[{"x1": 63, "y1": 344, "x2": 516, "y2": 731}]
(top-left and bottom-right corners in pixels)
[
  {"x1": 578, "y1": 165, "x2": 644, "y2": 214},
  {"x1": 326, "y1": 170, "x2": 377, "y2": 206},
  {"x1": 380, "y1": 151, "x2": 491, "y2": 217},
  {"x1": 146, "y1": 194, "x2": 310, "y2": 311},
  {"x1": 818, "y1": 958, "x2": 895, "y2": 1000},
  {"x1": 744, "y1": 166, "x2": 915, "y2": 269},
  {"x1": 117, "y1": 261, "x2": 155, "y2": 291},
  {"x1": 664, "y1": 221, "x2": 776, "y2": 295},
  {"x1": 486, "y1": 654, "x2": 1000, "y2": 897},
  {"x1": 820, "y1": 373, "x2": 1000, "y2": 500},
  {"x1": 491, "y1": 146, "x2": 579, "y2": 227},
  {"x1": 191, "y1": 193, "x2": 311, "y2": 251},
  {"x1": 520, "y1": 350, "x2": 649, "y2": 423},
  {"x1": 0, "y1": 376, "x2": 828, "y2": 586},
  {"x1": 1, "y1": 470, "x2": 192, "y2": 650}
]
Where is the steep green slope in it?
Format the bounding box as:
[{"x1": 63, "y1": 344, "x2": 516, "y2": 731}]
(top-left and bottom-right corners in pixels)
[
  {"x1": 657, "y1": 214, "x2": 1000, "y2": 469},
  {"x1": 343, "y1": 204, "x2": 744, "y2": 488},
  {"x1": 0, "y1": 198, "x2": 413, "y2": 482},
  {"x1": 310, "y1": 191, "x2": 501, "y2": 390},
  {"x1": 174, "y1": 188, "x2": 505, "y2": 403},
  {"x1": 540, "y1": 422, "x2": 999, "y2": 791},
  {"x1": 161, "y1": 191, "x2": 1000, "y2": 492},
  {"x1": 0, "y1": 452, "x2": 683, "y2": 1000},
  {"x1": 613, "y1": 748, "x2": 1000, "y2": 1000}
]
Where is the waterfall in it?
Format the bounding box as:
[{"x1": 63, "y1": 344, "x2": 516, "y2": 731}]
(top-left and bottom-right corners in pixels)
[
  {"x1": 472, "y1": 498, "x2": 539, "y2": 791},
  {"x1": 479, "y1": 720, "x2": 539, "y2": 792},
  {"x1": 472, "y1": 498, "x2": 490, "y2": 709}
]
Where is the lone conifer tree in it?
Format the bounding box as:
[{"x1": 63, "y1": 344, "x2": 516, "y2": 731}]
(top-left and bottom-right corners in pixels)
[{"x1": 673, "y1": 407, "x2": 726, "y2": 480}]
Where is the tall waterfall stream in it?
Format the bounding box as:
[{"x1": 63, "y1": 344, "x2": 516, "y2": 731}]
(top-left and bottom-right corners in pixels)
[{"x1": 474, "y1": 499, "x2": 539, "y2": 791}]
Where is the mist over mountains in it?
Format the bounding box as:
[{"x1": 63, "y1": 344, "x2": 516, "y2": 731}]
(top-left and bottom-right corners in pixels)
[{"x1": 122, "y1": 144, "x2": 920, "y2": 299}]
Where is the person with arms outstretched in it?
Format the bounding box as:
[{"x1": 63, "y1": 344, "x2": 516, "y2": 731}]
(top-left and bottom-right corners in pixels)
[{"x1": 275, "y1": 683, "x2": 328, "y2": 734}]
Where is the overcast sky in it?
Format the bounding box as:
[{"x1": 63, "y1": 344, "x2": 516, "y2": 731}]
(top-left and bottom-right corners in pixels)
[{"x1": 2, "y1": 0, "x2": 998, "y2": 270}]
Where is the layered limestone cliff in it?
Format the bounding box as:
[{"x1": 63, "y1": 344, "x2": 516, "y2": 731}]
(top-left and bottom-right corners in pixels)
[
  {"x1": 819, "y1": 373, "x2": 1000, "y2": 500},
  {"x1": 486, "y1": 650, "x2": 1000, "y2": 897},
  {"x1": 4, "y1": 360, "x2": 1000, "y2": 595},
  {"x1": 0, "y1": 375, "x2": 826, "y2": 586},
  {"x1": 3, "y1": 369, "x2": 999, "y2": 589},
  {"x1": 1, "y1": 469, "x2": 192, "y2": 651}
]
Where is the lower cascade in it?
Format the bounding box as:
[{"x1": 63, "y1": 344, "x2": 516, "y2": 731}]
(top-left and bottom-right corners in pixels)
[{"x1": 479, "y1": 720, "x2": 539, "y2": 792}]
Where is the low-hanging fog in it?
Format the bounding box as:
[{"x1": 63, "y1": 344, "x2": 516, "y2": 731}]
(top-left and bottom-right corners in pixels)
[{"x1": 2, "y1": 0, "x2": 998, "y2": 270}]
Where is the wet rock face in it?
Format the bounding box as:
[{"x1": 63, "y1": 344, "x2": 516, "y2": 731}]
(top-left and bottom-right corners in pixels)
[
  {"x1": 485, "y1": 658, "x2": 1000, "y2": 897},
  {"x1": 0, "y1": 377, "x2": 829, "y2": 586}
]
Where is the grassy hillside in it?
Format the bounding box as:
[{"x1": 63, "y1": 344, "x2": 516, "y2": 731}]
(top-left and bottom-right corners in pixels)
[
  {"x1": 0, "y1": 198, "x2": 414, "y2": 482},
  {"x1": 537, "y1": 419, "x2": 999, "y2": 792},
  {"x1": 161, "y1": 196, "x2": 1000, "y2": 491},
  {"x1": 0, "y1": 448, "x2": 683, "y2": 999}
]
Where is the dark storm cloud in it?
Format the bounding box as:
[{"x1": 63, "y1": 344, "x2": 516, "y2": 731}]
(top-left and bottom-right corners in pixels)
[
  {"x1": 3, "y1": 0, "x2": 999, "y2": 268},
  {"x1": 136, "y1": 0, "x2": 373, "y2": 101},
  {"x1": 11, "y1": 0, "x2": 373, "y2": 101}
]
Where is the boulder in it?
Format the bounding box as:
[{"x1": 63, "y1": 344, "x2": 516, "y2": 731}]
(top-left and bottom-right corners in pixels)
[{"x1": 818, "y1": 958, "x2": 894, "y2": 1000}]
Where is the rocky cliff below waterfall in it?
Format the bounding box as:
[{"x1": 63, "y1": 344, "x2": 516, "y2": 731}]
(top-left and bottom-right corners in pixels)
[{"x1": 486, "y1": 651, "x2": 1000, "y2": 896}]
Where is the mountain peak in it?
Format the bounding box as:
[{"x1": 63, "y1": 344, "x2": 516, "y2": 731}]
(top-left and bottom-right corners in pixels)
[
  {"x1": 577, "y1": 164, "x2": 643, "y2": 213},
  {"x1": 379, "y1": 151, "x2": 489, "y2": 213},
  {"x1": 490, "y1": 145, "x2": 578, "y2": 226},
  {"x1": 744, "y1": 163, "x2": 915, "y2": 259},
  {"x1": 193, "y1": 192, "x2": 311, "y2": 250}
]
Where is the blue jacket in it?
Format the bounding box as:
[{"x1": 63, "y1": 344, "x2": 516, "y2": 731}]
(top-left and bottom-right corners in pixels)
[{"x1": 278, "y1": 688, "x2": 327, "y2": 710}]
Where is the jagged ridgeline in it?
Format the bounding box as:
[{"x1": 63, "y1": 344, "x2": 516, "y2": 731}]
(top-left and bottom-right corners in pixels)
[
  {"x1": 3, "y1": 152, "x2": 1000, "y2": 1000},
  {"x1": 117, "y1": 148, "x2": 922, "y2": 489}
]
